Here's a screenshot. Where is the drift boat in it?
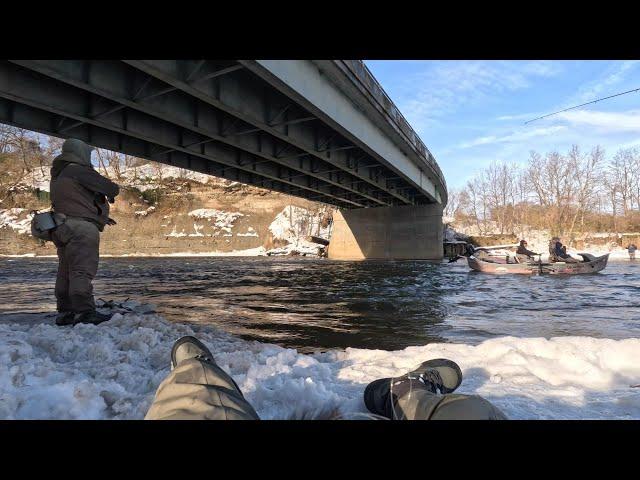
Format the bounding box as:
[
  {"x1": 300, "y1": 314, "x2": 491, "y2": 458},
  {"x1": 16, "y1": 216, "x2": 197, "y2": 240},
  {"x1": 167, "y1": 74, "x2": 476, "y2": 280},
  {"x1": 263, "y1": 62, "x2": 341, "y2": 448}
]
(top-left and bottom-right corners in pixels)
[{"x1": 467, "y1": 252, "x2": 609, "y2": 275}]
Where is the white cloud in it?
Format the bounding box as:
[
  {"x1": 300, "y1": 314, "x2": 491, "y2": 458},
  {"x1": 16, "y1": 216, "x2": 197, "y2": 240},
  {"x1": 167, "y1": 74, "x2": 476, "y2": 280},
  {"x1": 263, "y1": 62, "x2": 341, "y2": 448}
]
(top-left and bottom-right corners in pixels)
[
  {"x1": 397, "y1": 61, "x2": 564, "y2": 127},
  {"x1": 458, "y1": 126, "x2": 567, "y2": 149},
  {"x1": 496, "y1": 112, "x2": 541, "y2": 121},
  {"x1": 568, "y1": 61, "x2": 640, "y2": 105},
  {"x1": 557, "y1": 109, "x2": 640, "y2": 133}
]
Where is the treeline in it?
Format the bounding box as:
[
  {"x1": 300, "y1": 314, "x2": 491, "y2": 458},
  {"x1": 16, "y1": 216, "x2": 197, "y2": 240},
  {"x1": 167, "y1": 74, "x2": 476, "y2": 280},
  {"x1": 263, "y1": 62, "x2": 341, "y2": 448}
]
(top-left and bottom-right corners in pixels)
[
  {"x1": 446, "y1": 145, "x2": 640, "y2": 237},
  {"x1": 0, "y1": 126, "x2": 154, "y2": 206}
]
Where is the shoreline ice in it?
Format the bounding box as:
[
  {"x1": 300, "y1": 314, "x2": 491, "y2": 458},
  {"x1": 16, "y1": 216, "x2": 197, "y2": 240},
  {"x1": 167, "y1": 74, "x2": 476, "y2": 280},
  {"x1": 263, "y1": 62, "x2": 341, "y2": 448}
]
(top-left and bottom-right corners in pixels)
[{"x1": 1, "y1": 306, "x2": 639, "y2": 420}]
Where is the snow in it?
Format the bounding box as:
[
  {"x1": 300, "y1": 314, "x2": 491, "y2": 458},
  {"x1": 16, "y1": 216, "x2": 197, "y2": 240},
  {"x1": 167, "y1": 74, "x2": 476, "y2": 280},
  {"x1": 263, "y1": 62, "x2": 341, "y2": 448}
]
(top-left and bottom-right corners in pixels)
[
  {"x1": 18, "y1": 162, "x2": 228, "y2": 194},
  {"x1": 265, "y1": 244, "x2": 322, "y2": 256},
  {"x1": 267, "y1": 205, "x2": 331, "y2": 257},
  {"x1": 134, "y1": 206, "x2": 156, "y2": 217},
  {"x1": 188, "y1": 209, "x2": 243, "y2": 235},
  {"x1": 0, "y1": 208, "x2": 33, "y2": 235},
  {"x1": 94, "y1": 164, "x2": 227, "y2": 192},
  {"x1": 1, "y1": 306, "x2": 639, "y2": 420},
  {"x1": 237, "y1": 227, "x2": 259, "y2": 237},
  {"x1": 100, "y1": 247, "x2": 268, "y2": 258},
  {"x1": 165, "y1": 227, "x2": 187, "y2": 238},
  {"x1": 19, "y1": 168, "x2": 50, "y2": 192}
]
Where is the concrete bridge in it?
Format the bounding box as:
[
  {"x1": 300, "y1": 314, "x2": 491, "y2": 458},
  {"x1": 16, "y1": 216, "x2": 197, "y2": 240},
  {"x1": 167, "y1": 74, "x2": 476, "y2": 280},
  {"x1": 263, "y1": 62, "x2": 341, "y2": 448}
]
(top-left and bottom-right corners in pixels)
[{"x1": 0, "y1": 60, "x2": 447, "y2": 259}]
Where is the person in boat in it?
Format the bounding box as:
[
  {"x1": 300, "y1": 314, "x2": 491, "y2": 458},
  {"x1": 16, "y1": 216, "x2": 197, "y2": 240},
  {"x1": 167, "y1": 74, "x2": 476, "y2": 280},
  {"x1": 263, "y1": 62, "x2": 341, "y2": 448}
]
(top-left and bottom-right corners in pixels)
[
  {"x1": 627, "y1": 244, "x2": 637, "y2": 260},
  {"x1": 515, "y1": 239, "x2": 539, "y2": 262},
  {"x1": 549, "y1": 237, "x2": 579, "y2": 263},
  {"x1": 144, "y1": 336, "x2": 507, "y2": 420}
]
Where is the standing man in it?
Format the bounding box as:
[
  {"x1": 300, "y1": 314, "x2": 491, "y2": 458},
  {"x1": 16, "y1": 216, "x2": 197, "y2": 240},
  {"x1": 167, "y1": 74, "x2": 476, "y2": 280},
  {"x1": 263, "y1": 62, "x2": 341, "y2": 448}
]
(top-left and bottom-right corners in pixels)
[
  {"x1": 627, "y1": 244, "x2": 637, "y2": 260},
  {"x1": 49, "y1": 138, "x2": 120, "y2": 326}
]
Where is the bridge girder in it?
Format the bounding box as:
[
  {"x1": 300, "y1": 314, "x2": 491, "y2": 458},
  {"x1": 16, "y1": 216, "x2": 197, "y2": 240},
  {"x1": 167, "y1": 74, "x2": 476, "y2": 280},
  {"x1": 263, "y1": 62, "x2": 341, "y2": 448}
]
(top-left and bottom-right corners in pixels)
[{"x1": 0, "y1": 59, "x2": 440, "y2": 209}]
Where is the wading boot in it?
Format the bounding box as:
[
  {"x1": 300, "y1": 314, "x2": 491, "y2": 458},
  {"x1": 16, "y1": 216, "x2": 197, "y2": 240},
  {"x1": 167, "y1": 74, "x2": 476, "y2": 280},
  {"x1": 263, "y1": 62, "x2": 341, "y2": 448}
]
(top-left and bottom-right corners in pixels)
[
  {"x1": 171, "y1": 336, "x2": 215, "y2": 370},
  {"x1": 363, "y1": 358, "x2": 463, "y2": 418},
  {"x1": 169, "y1": 336, "x2": 243, "y2": 393},
  {"x1": 73, "y1": 310, "x2": 112, "y2": 326},
  {"x1": 55, "y1": 311, "x2": 75, "y2": 326},
  {"x1": 407, "y1": 358, "x2": 463, "y2": 394}
]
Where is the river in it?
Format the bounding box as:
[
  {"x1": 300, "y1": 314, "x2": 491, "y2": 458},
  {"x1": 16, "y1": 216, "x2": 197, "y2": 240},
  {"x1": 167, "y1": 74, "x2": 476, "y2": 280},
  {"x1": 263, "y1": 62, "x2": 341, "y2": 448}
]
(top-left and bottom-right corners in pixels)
[{"x1": 1, "y1": 256, "x2": 639, "y2": 353}]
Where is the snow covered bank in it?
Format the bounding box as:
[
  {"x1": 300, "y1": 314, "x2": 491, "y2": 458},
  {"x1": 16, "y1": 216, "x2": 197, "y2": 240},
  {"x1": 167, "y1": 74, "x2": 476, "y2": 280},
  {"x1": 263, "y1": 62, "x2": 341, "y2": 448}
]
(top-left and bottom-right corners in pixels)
[
  {"x1": 0, "y1": 208, "x2": 32, "y2": 235},
  {"x1": 266, "y1": 205, "x2": 331, "y2": 256},
  {"x1": 1, "y1": 308, "x2": 639, "y2": 420},
  {"x1": 99, "y1": 247, "x2": 268, "y2": 258}
]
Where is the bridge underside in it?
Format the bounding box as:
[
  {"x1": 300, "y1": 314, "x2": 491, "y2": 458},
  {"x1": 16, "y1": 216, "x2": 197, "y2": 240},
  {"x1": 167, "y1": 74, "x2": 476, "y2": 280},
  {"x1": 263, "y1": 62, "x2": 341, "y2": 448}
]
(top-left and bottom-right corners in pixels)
[
  {"x1": 0, "y1": 59, "x2": 446, "y2": 259},
  {"x1": 0, "y1": 60, "x2": 441, "y2": 210}
]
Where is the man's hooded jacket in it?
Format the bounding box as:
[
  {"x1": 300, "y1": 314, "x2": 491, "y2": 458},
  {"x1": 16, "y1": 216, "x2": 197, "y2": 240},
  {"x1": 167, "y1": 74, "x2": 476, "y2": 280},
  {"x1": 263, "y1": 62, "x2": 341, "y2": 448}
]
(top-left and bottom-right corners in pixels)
[{"x1": 50, "y1": 139, "x2": 119, "y2": 230}]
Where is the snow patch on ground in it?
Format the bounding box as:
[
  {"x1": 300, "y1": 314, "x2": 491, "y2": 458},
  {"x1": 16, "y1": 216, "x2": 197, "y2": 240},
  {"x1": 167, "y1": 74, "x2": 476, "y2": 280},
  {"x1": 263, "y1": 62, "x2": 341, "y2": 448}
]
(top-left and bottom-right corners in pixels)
[
  {"x1": 237, "y1": 227, "x2": 259, "y2": 237},
  {"x1": 134, "y1": 206, "x2": 156, "y2": 217},
  {"x1": 20, "y1": 163, "x2": 229, "y2": 194},
  {"x1": 188, "y1": 209, "x2": 243, "y2": 236},
  {"x1": 267, "y1": 206, "x2": 331, "y2": 256},
  {"x1": 100, "y1": 247, "x2": 268, "y2": 258},
  {"x1": 0, "y1": 208, "x2": 32, "y2": 235},
  {"x1": 1, "y1": 308, "x2": 639, "y2": 420}
]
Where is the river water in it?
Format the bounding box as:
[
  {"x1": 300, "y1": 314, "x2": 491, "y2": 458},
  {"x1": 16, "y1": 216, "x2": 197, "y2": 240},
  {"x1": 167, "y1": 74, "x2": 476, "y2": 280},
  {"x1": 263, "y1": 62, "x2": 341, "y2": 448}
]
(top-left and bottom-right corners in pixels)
[{"x1": 1, "y1": 257, "x2": 639, "y2": 352}]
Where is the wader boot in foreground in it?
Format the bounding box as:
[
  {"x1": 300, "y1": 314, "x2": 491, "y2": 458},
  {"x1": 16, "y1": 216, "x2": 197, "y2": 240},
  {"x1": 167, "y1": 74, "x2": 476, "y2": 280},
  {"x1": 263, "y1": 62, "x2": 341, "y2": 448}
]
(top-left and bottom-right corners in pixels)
[
  {"x1": 364, "y1": 359, "x2": 507, "y2": 420},
  {"x1": 146, "y1": 337, "x2": 505, "y2": 420},
  {"x1": 50, "y1": 138, "x2": 120, "y2": 326},
  {"x1": 145, "y1": 336, "x2": 260, "y2": 420}
]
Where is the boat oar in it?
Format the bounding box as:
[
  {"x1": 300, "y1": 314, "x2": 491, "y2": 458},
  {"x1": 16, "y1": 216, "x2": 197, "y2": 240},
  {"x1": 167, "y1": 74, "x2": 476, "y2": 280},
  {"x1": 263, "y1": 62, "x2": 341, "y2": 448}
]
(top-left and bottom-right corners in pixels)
[{"x1": 535, "y1": 253, "x2": 543, "y2": 274}]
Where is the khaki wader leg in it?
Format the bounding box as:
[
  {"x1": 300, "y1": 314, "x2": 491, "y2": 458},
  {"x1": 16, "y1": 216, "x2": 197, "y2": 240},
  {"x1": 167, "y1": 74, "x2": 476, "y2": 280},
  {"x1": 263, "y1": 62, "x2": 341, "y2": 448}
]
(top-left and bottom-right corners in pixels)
[
  {"x1": 145, "y1": 358, "x2": 259, "y2": 420},
  {"x1": 392, "y1": 378, "x2": 507, "y2": 420},
  {"x1": 64, "y1": 218, "x2": 100, "y2": 313},
  {"x1": 54, "y1": 244, "x2": 72, "y2": 312}
]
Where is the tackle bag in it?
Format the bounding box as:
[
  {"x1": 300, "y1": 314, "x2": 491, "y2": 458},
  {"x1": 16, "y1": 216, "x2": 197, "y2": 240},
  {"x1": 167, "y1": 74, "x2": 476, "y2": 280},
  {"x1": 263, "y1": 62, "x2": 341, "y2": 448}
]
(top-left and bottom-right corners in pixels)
[{"x1": 30, "y1": 210, "x2": 66, "y2": 241}]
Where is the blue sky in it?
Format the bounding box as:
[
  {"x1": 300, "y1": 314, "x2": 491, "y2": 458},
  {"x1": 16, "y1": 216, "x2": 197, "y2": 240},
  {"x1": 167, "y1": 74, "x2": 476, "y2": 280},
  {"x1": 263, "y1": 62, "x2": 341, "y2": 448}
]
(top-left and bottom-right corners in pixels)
[{"x1": 365, "y1": 60, "x2": 640, "y2": 189}]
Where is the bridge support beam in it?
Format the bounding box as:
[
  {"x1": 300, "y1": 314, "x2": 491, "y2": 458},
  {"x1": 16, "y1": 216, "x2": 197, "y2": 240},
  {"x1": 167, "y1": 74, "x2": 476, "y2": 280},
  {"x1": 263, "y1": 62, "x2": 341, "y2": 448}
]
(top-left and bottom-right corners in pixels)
[{"x1": 327, "y1": 204, "x2": 443, "y2": 260}]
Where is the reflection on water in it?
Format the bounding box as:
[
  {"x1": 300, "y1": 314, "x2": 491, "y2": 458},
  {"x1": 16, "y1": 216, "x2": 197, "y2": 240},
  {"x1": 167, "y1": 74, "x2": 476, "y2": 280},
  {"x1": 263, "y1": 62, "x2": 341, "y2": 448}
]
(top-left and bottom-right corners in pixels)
[{"x1": 1, "y1": 257, "x2": 639, "y2": 352}]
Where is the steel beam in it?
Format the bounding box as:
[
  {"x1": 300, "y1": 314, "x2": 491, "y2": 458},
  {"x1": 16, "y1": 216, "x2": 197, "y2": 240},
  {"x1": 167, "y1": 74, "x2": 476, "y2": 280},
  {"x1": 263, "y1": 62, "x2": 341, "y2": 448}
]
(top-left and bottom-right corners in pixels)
[
  {"x1": 9, "y1": 60, "x2": 393, "y2": 207},
  {"x1": 0, "y1": 64, "x2": 369, "y2": 208},
  {"x1": 0, "y1": 59, "x2": 442, "y2": 208},
  {"x1": 122, "y1": 60, "x2": 420, "y2": 205}
]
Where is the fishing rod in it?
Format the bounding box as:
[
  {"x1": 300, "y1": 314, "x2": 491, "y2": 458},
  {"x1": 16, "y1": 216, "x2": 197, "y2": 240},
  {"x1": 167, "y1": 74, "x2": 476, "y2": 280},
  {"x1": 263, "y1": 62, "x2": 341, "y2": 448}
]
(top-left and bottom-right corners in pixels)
[{"x1": 525, "y1": 86, "x2": 640, "y2": 125}]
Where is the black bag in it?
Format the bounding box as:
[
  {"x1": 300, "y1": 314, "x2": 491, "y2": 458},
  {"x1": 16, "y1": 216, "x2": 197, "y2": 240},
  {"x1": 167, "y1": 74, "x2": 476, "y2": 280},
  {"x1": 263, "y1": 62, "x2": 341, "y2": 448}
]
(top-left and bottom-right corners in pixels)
[{"x1": 30, "y1": 210, "x2": 66, "y2": 241}]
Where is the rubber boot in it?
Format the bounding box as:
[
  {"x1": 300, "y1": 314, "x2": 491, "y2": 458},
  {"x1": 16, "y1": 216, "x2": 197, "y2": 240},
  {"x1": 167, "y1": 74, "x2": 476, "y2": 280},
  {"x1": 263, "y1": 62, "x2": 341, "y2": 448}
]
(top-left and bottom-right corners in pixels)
[{"x1": 73, "y1": 310, "x2": 112, "y2": 325}]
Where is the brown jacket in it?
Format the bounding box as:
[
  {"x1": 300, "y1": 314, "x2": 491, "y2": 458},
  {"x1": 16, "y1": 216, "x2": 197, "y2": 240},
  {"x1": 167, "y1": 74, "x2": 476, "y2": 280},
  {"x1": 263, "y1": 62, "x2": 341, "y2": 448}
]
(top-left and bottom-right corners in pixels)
[{"x1": 50, "y1": 154, "x2": 119, "y2": 230}]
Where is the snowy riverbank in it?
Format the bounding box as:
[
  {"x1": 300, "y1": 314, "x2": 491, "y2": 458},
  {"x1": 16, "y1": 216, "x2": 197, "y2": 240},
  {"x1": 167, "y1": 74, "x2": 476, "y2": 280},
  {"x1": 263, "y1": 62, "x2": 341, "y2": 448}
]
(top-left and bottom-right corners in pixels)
[
  {"x1": 1, "y1": 304, "x2": 639, "y2": 420},
  {"x1": 0, "y1": 246, "x2": 319, "y2": 258}
]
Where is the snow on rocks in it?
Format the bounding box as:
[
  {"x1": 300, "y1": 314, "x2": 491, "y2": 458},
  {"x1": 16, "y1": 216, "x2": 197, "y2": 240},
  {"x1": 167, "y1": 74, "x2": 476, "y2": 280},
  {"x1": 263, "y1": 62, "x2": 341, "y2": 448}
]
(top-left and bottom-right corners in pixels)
[
  {"x1": 237, "y1": 227, "x2": 259, "y2": 237},
  {"x1": 188, "y1": 209, "x2": 243, "y2": 234},
  {"x1": 0, "y1": 208, "x2": 33, "y2": 235},
  {"x1": 1, "y1": 308, "x2": 639, "y2": 420},
  {"x1": 269, "y1": 205, "x2": 329, "y2": 243},
  {"x1": 134, "y1": 206, "x2": 156, "y2": 217},
  {"x1": 266, "y1": 205, "x2": 331, "y2": 257}
]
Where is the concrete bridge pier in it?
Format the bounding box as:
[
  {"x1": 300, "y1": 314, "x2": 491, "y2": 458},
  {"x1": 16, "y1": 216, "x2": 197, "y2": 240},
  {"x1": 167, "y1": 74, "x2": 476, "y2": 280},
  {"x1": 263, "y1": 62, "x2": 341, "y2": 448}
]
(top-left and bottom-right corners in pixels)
[{"x1": 327, "y1": 204, "x2": 444, "y2": 260}]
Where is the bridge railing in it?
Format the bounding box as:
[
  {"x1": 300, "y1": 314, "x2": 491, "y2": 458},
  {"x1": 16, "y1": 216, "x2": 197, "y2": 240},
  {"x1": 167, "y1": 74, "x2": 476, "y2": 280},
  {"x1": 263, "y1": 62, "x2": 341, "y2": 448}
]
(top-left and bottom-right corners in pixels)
[{"x1": 338, "y1": 60, "x2": 447, "y2": 195}]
